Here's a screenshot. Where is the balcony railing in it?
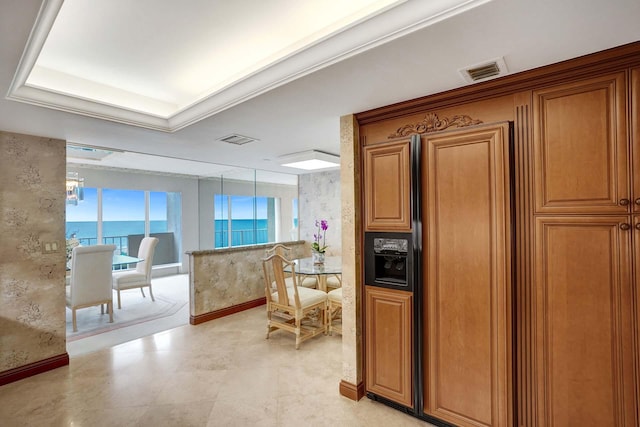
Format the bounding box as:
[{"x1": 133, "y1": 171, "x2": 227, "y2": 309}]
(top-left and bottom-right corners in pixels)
[
  {"x1": 78, "y1": 235, "x2": 129, "y2": 255},
  {"x1": 215, "y1": 228, "x2": 269, "y2": 248},
  {"x1": 77, "y1": 233, "x2": 177, "y2": 266}
]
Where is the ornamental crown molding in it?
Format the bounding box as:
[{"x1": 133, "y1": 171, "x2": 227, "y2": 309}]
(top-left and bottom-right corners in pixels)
[{"x1": 388, "y1": 113, "x2": 483, "y2": 138}]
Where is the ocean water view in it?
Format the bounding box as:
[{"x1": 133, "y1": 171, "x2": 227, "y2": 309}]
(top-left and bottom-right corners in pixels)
[
  {"x1": 66, "y1": 220, "x2": 168, "y2": 240},
  {"x1": 66, "y1": 219, "x2": 273, "y2": 249},
  {"x1": 215, "y1": 219, "x2": 269, "y2": 247}
]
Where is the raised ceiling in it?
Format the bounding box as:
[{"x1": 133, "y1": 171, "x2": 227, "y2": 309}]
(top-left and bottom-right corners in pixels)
[
  {"x1": 1, "y1": 0, "x2": 639, "y2": 176},
  {"x1": 8, "y1": 0, "x2": 487, "y2": 132}
]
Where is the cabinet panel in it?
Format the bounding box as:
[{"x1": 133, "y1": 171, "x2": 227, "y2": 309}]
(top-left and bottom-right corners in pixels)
[
  {"x1": 423, "y1": 123, "x2": 512, "y2": 427},
  {"x1": 363, "y1": 140, "x2": 411, "y2": 231},
  {"x1": 534, "y1": 217, "x2": 637, "y2": 426},
  {"x1": 533, "y1": 73, "x2": 628, "y2": 214},
  {"x1": 632, "y1": 68, "x2": 640, "y2": 212},
  {"x1": 365, "y1": 286, "x2": 413, "y2": 408}
]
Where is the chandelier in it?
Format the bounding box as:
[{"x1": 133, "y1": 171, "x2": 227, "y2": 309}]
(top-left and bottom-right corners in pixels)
[{"x1": 66, "y1": 171, "x2": 84, "y2": 205}]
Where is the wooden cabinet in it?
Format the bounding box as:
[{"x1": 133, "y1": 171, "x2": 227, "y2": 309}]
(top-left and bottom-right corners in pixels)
[
  {"x1": 358, "y1": 48, "x2": 640, "y2": 427},
  {"x1": 533, "y1": 72, "x2": 628, "y2": 214},
  {"x1": 363, "y1": 139, "x2": 411, "y2": 231},
  {"x1": 531, "y1": 72, "x2": 640, "y2": 426},
  {"x1": 365, "y1": 286, "x2": 413, "y2": 408},
  {"x1": 422, "y1": 123, "x2": 513, "y2": 427},
  {"x1": 534, "y1": 217, "x2": 637, "y2": 426},
  {"x1": 632, "y1": 68, "x2": 640, "y2": 212}
]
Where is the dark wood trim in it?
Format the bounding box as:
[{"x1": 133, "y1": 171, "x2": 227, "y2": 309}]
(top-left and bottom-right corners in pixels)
[
  {"x1": 189, "y1": 297, "x2": 266, "y2": 325},
  {"x1": 340, "y1": 379, "x2": 365, "y2": 401},
  {"x1": 0, "y1": 353, "x2": 69, "y2": 386},
  {"x1": 356, "y1": 41, "x2": 640, "y2": 125}
]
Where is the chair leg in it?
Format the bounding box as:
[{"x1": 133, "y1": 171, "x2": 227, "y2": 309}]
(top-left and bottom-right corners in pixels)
[
  {"x1": 108, "y1": 302, "x2": 113, "y2": 323},
  {"x1": 326, "y1": 304, "x2": 331, "y2": 336},
  {"x1": 140, "y1": 288, "x2": 146, "y2": 298},
  {"x1": 117, "y1": 289, "x2": 122, "y2": 309},
  {"x1": 101, "y1": 304, "x2": 104, "y2": 315},
  {"x1": 295, "y1": 317, "x2": 302, "y2": 350},
  {"x1": 72, "y1": 308, "x2": 77, "y2": 332},
  {"x1": 147, "y1": 284, "x2": 155, "y2": 302}
]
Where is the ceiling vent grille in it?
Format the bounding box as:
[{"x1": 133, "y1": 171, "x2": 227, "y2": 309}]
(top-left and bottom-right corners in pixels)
[
  {"x1": 459, "y1": 57, "x2": 508, "y2": 83},
  {"x1": 218, "y1": 134, "x2": 257, "y2": 145}
]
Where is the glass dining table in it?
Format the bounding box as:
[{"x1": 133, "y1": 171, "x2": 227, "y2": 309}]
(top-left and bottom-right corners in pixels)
[
  {"x1": 112, "y1": 254, "x2": 143, "y2": 270},
  {"x1": 66, "y1": 255, "x2": 143, "y2": 283},
  {"x1": 285, "y1": 256, "x2": 341, "y2": 292}
]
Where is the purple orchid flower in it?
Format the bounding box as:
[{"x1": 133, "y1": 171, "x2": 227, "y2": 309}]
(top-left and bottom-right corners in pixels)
[{"x1": 312, "y1": 219, "x2": 329, "y2": 253}]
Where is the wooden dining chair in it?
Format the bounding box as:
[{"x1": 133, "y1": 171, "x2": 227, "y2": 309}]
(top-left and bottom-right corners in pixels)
[
  {"x1": 327, "y1": 287, "x2": 342, "y2": 335},
  {"x1": 262, "y1": 253, "x2": 327, "y2": 349},
  {"x1": 265, "y1": 244, "x2": 317, "y2": 289}
]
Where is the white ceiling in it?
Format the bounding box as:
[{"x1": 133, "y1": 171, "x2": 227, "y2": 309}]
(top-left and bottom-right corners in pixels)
[{"x1": 1, "y1": 0, "x2": 639, "y2": 177}]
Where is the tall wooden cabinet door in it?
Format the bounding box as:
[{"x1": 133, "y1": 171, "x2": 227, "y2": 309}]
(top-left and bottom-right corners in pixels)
[
  {"x1": 365, "y1": 286, "x2": 413, "y2": 408},
  {"x1": 363, "y1": 139, "x2": 411, "y2": 231},
  {"x1": 632, "y1": 68, "x2": 640, "y2": 212},
  {"x1": 423, "y1": 123, "x2": 513, "y2": 427},
  {"x1": 534, "y1": 216, "x2": 637, "y2": 427},
  {"x1": 533, "y1": 73, "x2": 629, "y2": 214}
]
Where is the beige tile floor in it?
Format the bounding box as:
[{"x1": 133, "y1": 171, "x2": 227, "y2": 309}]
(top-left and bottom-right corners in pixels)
[{"x1": 0, "y1": 306, "x2": 432, "y2": 427}]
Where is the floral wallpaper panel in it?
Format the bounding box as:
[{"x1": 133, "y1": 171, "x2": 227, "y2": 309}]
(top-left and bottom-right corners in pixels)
[{"x1": 0, "y1": 131, "x2": 67, "y2": 373}]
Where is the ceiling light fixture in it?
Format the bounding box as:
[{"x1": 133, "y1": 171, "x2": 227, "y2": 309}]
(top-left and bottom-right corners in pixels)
[
  {"x1": 280, "y1": 150, "x2": 340, "y2": 171},
  {"x1": 66, "y1": 171, "x2": 84, "y2": 205}
]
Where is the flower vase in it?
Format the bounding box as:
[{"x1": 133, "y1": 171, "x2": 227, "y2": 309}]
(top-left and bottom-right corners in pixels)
[{"x1": 312, "y1": 250, "x2": 325, "y2": 265}]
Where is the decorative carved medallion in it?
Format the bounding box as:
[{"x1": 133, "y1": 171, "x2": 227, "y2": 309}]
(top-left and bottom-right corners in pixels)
[{"x1": 388, "y1": 113, "x2": 483, "y2": 138}]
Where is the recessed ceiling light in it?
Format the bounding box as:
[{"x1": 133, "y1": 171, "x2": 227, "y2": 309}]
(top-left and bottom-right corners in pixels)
[{"x1": 280, "y1": 150, "x2": 340, "y2": 170}]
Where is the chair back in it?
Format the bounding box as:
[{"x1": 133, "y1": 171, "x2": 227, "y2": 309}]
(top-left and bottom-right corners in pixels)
[
  {"x1": 69, "y1": 244, "x2": 116, "y2": 306},
  {"x1": 262, "y1": 253, "x2": 300, "y2": 308},
  {"x1": 265, "y1": 243, "x2": 291, "y2": 258},
  {"x1": 135, "y1": 237, "x2": 159, "y2": 278}
]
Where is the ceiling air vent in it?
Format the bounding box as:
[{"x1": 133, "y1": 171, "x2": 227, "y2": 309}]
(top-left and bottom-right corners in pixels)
[
  {"x1": 218, "y1": 134, "x2": 257, "y2": 145},
  {"x1": 459, "y1": 57, "x2": 508, "y2": 84}
]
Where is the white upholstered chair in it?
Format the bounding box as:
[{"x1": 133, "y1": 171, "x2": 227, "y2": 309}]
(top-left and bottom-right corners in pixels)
[
  {"x1": 326, "y1": 274, "x2": 342, "y2": 289},
  {"x1": 327, "y1": 287, "x2": 342, "y2": 335},
  {"x1": 112, "y1": 237, "x2": 158, "y2": 309},
  {"x1": 66, "y1": 244, "x2": 116, "y2": 332},
  {"x1": 262, "y1": 253, "x2": 327, "y2": 349},
  {"x1": 265, "y1": 244, "x2": 317, "y2": 289}
]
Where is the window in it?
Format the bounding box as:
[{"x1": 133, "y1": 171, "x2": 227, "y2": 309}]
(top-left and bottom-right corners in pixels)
[
  {"x1": 102, "y1": 189, "x2": 145, "y2": 254},
  {"x1": 66, "y1": 187, "x2": 98, "y2": 245},
  {"x1": 211, "y1": 168, "x2": 298, "y2": 249},
  {"x1": 214, "y1": 195, "x2": 271, "y2": 247},
  {"x1": 64, "y1": 187, "x2": 182, "y2": 266}
]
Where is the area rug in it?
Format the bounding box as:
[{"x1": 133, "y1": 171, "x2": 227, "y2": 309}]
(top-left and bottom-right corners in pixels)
[{"x1": 66, "y1": 293, "x2": 188, "y2": 341}]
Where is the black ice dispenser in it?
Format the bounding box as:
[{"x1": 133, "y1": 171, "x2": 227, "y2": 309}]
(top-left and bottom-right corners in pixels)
[{"x1": 364, "y1": 232, "x2": 414, "y2": 292}]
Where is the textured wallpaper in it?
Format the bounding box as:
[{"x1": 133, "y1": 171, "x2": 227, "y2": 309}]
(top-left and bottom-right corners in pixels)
[
  {"x1": 0, "y1": 131, "x2": 67, "y2": 373},
  {"x1": 298, "y1": 170, "x2": 342, "y2": 257},
  {"x1": 188, "y1": 242, "x2": 308, "y2": 316}
]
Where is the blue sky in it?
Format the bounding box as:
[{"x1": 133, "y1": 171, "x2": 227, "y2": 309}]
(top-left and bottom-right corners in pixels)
[
  {"x1": 68, "y1": 189, "x2": 269, "y2": 222},
  {"x1": 214, "y1": 195, "x2": 268, "y2": 220},
  {"x1": 66, "y1": 188, "x2": 169, "y2": 222}
]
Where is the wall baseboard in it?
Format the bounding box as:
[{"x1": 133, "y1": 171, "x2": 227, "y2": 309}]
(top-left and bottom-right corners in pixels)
[
  {"x1": 339, "y1": 379, "x2": 365, "y2": 401},
  {"x1": 0, "y1": 353, "x2": 69, "y2": 386},
  {"x1": 190, "y1": 297, "x2": 266, "y2": 325}
]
